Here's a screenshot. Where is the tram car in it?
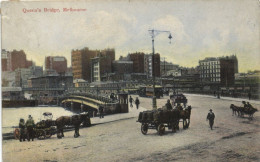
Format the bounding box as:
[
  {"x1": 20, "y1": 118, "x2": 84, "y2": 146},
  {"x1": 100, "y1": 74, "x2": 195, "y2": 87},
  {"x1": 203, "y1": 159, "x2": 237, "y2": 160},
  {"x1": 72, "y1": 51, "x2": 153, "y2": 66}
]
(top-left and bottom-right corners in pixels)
[{"x1": 138, "y1": 86, "x2": 163, "y2": 98}]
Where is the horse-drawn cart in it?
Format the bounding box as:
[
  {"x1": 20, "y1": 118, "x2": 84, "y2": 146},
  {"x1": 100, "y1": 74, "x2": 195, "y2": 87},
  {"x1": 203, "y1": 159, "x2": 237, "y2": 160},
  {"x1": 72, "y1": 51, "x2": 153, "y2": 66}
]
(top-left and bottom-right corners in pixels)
[
  {"x1": 34, "y1": 112, "x2": 56, "y2": 139},
  {"x1": 170, "y1": 94, "x2": 188, "y2": 107},
  {"x1": 137, "y1": 109, "x2": 180, "y2": 135}
]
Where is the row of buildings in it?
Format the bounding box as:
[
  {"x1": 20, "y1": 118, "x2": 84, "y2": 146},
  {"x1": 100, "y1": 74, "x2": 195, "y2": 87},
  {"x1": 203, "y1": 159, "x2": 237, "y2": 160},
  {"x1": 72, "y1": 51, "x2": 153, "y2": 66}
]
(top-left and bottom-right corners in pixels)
[
  {"x1": 71, "y1": 48, "x2": 161, "y2": 83},
  {"x1": 1, "y1": 49, "x2": 33, "y2": 71},
  {"x1": 2, "y1": 47, "x2": 258, "y2": 93},
  {"x1": 1, "y1": 49, "x2": 71, "y2": 88}
]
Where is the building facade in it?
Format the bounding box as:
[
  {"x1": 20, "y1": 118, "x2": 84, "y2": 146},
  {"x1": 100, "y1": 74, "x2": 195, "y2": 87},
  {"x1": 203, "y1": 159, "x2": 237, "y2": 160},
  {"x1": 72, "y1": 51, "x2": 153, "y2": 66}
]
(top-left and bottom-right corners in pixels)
[
  {"x1": 71, "y1": 47, "x2": 115, "y2": 82},
  {"x1": 160, "y1": 61, "x2": 179, "y2": 76},
  {"x1": 14, "y1": 66, "x2": 43, "y2": 88},
  {"x1": 128, "y1": 52, "x2": 145, "y2": 73},
  {"x1": 91, "y1": 51, "x2": 115, "y2": 82},
  {"x1": 1, "y1": 49, "x2": 9, "y2": 71},
  {"x1": 199, "y1": 56, "x2": 235, "y2": 86},
  {"x1": 45, "y1": 56, "x2": 67, "y2": 74},
  {"x1": 112, "y1": 60, "x2": 133, "y2": 75},
  {"x1": 144, "y1": 53, "x2": 160, "y2": 78},
  {"x1": 1, "y1": 49, "x2": 33, "y2": 71},
  {"x1": 199, "y1": 57, "x2": 221, "y2": 84}
]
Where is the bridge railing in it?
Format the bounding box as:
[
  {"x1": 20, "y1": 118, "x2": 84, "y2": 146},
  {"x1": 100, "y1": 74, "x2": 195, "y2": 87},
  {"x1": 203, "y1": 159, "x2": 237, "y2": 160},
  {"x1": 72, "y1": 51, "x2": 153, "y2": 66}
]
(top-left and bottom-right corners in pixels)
[{"x1": 62, "y1": 92, "x2": 118, "y2": 104}]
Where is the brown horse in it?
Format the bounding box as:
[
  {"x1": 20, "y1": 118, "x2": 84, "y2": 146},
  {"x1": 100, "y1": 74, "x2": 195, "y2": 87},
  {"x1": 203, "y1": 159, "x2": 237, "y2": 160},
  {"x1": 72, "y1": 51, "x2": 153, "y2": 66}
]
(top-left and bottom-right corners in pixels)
[
  {"x1": 55, "y1": 112, "x2": 90, "y2": 138},
  {"x1": 179, "y1": 106, "x2": 192, "y2": 129}
]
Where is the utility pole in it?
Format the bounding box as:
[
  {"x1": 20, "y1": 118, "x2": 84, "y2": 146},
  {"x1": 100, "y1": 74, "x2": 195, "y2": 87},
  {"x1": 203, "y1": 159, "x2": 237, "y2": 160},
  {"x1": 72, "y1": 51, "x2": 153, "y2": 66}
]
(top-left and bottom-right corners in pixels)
[{"x1": 148, "y1": 29, "x2": 172, "y2": 110}]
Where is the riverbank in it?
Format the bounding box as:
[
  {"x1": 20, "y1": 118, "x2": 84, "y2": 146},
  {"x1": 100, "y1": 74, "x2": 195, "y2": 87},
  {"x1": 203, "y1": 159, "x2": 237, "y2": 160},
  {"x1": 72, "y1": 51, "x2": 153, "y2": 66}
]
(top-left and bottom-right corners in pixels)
[{"x1": 2, "y1": 105, "x2": 146, "y2": 140}]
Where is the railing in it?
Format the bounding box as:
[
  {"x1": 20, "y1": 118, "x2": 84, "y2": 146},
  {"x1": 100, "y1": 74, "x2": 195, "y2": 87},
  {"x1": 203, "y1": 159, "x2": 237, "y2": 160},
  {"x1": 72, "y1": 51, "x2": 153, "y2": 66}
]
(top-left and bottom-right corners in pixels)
[{"x1": 62, "y1": 92, "x2": 118, "y2": 104}]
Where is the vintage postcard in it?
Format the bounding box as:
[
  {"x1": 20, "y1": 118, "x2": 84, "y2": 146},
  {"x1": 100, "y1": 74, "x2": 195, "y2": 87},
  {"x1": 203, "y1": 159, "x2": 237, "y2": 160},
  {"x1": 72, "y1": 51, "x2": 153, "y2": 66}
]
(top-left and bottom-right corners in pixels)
[{"x1": 1, "y1": 0, "x2": 260, "y2": 161}]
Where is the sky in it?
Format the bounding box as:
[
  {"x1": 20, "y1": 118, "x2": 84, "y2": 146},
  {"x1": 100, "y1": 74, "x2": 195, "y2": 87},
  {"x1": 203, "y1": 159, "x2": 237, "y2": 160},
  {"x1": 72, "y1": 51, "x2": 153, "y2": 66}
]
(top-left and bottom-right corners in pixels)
[{"x1": 1, "y1": 0, "x2": 260, "y2": 72}]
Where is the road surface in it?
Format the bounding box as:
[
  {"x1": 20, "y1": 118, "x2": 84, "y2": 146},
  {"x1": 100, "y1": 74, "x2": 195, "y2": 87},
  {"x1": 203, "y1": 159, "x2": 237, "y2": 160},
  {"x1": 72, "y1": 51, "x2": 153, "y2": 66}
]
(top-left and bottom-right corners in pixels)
[{"x1": 2, "y1": 94, "x2": 260, "y2": 162}]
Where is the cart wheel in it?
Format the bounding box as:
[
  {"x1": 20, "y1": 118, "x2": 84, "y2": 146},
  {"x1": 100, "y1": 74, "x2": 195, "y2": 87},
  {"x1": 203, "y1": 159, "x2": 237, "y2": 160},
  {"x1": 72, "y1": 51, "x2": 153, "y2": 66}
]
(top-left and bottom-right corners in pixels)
[
  {"x1": 45, "y1": 131, "x2": 52, "y2": 138},
  {"x1": 37, "y1": 130, "x2": 46, "y2": 140},
  {"x1": 157, "y1": 124, "x2": 165, "y2": 136},
  {"x1": 141, "y1": 123, "x2": 148, "y2": 135}
]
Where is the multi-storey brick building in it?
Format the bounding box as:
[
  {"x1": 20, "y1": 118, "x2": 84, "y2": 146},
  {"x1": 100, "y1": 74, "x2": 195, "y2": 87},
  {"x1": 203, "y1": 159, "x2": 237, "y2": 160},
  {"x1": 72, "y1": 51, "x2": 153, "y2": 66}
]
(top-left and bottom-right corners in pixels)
[
  {"x1": 45, "y1": 56, "x2": 67, "y2": 74},
  {"x1": 144, "y1": 53, "x2": 160, "y2": 78},
  {"x1": 112, "y1": 60, "x2": 133, "y2": 75},
  {"x1": 199, "y1": 56, "x2": 236, "y2": 86},
  {"x1": 1, "y1": 49, "x2": 9, "y2": 71},
  {"x1": 91, "y1": 50, "x2": 115, "y2": 82},
  {"x1": 72, "y1": 47, "x2": 115, "y2": 82},
  {"x1": 2, "y1": 49, "x2": 33, "y2": 71},
  {"x1": 128, "y1": 52, "x2": 145, "y2": 73}
]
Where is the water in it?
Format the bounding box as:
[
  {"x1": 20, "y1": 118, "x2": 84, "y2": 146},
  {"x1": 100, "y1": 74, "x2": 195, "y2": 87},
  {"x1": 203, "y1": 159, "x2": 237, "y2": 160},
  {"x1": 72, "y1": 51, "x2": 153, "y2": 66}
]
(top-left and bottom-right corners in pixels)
[{"x1": 2, "y1": 106, "x2": 75, "y2": 134}]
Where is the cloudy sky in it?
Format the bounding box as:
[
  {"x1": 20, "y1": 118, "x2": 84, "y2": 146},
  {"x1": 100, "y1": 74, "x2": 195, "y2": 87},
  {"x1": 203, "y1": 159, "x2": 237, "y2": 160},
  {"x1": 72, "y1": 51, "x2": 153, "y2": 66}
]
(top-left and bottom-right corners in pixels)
[{"x1": 1, "y1": 0, "x2": 259, "y2": 72}]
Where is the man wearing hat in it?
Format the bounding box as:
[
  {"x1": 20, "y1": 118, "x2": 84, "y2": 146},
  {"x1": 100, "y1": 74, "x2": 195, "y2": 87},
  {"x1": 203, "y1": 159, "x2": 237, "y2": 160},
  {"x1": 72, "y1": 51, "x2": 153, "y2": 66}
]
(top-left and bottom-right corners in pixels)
[
  {"x1": 165, "y1": 99, "x2": 173, "y2": 110},
  {"x1": 25, "y1": 115, "x2": 35, "y2": 141},
  {"x1": 206, "y1": 109, "x2": 215, "y2": 130}
]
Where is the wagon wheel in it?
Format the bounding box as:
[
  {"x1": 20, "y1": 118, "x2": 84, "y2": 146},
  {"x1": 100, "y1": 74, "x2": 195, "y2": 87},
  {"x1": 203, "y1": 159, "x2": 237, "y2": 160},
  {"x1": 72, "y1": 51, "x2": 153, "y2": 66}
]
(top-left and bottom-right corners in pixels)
[
  {"x1": 45, "y1": 130, "x2": 52, "y2": 138},
  {"x1": 37, "y1": 129, "x2": 46, "y2": 140},
  {"x1": 141, "y1": 123, "x2": 148, "y2": 135},
  {"x1": 157, "y1": 124, "x2": 165, "y2": 136}
]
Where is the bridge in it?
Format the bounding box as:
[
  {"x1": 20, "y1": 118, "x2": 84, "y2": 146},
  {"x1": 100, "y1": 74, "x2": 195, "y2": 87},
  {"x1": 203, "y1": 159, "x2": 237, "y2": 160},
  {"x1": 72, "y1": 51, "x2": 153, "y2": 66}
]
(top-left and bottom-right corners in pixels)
[{"x1": 59, "y1": 92, "x2": 129, "y2": 116}]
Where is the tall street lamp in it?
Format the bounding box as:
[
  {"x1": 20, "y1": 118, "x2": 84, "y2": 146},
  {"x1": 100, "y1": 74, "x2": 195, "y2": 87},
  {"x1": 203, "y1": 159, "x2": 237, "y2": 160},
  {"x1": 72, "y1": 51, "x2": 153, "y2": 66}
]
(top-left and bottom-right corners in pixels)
[{"x1": 148, "y1": 29, "x2": 172, "y2": 110}]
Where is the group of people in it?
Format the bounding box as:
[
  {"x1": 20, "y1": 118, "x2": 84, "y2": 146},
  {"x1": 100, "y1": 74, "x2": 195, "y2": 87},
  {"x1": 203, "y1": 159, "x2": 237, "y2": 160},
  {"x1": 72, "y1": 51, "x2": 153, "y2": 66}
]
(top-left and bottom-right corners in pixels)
[
  {"x1": 18, "y1": 115, "x2": 35, "y2": 142},
  {"x1": 165, "y1": 99, "x2": 183, "y2": 111},
  {"x1": 241, "y1": 101, "x2": 253, "y2": 109},
  {"x1": 129, "y1": 96, "x2": 140, "y2": 109}
]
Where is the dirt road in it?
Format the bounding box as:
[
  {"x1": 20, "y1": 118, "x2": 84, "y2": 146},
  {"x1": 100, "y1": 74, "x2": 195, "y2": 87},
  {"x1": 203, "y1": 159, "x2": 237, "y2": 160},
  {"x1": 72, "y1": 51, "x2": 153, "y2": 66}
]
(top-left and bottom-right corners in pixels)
[{"x1": 2, "y1": 94, "x2": 260, "y2": 162}]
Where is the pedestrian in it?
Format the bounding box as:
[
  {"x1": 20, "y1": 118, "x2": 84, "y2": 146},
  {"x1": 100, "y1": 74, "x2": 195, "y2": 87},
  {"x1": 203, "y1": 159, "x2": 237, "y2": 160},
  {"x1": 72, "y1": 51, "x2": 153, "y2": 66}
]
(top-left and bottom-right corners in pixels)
[
  {"x1": 25, "y1": 115, "x2": 35, "y2": 141},
  {"x1": 135, "y1": 97, "x2": 140, "y2": 109},
  {"x1": 248, "y1": 92, "x2": 251, "y2": 100},
  {"x1": 98, "y1": 104, "x2": 104, "y2": 118},
  {"x1": 214, "y1": 91, "x2": 216, "y2": 97},
  {"x1": 129, "y1": 96, "x2": 134, "y2": 108},
  {"x1": 19, "y1": 118, "x2": 26, "y2": 142},
  {"x1": 165, "y1": 99, "x2": 173, "y2": 110},
  {"x1": 217, "y1": 91, "x2": 220, "y2": 99},
  {"x1": 206, "y1": 109, "x2": 215, "y2": 130}
]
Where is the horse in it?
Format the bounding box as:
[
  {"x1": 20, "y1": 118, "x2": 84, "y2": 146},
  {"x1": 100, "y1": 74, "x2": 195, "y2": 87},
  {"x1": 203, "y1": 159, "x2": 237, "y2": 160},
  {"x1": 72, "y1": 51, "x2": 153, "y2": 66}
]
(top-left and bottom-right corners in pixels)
[
  {"x1": 55, "y1": 112, "x2": 90, "y2": 138},
  {"x1": 179, "y1": 106, "x2": 192, "y2": 129},
  {"x1": 230, "y1": 104, "x2": 240, "y2": 116},
  {"x1": 169, "y1": 108, "x2": 181, "y2": 132}
]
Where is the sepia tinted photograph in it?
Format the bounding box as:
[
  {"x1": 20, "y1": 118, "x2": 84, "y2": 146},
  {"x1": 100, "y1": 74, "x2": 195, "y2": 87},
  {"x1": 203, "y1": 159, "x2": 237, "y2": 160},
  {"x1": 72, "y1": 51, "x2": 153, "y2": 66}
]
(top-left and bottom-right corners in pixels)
[{"x1": 1, "y1": 0, "x2": 260, "y2": 161}]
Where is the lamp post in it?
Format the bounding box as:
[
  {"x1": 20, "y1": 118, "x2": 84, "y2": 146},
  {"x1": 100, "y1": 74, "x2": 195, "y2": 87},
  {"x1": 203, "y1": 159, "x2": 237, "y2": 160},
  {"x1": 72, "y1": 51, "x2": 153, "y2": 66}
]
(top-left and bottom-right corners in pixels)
[{"x1": 148, "y1": 29, "x2": 172, "y2": 110}]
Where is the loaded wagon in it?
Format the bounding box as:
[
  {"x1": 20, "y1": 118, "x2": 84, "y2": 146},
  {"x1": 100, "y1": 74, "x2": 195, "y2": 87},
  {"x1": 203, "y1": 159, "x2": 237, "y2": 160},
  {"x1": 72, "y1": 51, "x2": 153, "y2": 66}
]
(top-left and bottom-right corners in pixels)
[
  {"x1": 34, "y1": 112, "x2": 56, "y2": 139},
  {"x1": 137, "y1": 108, "x2": 180, "y2": 135}
]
